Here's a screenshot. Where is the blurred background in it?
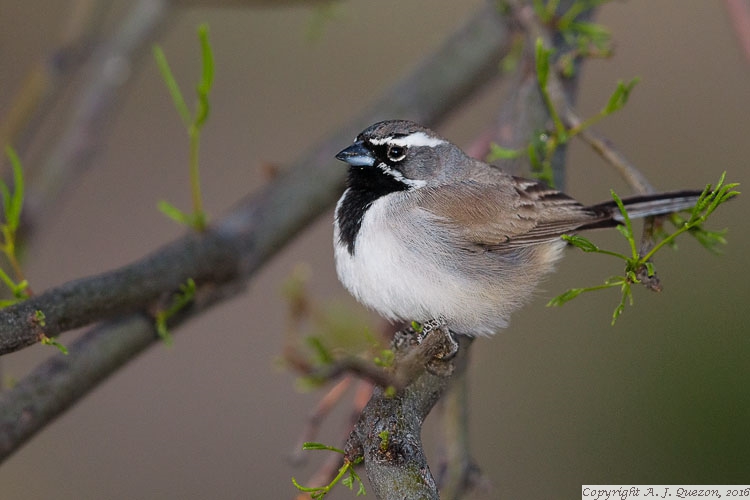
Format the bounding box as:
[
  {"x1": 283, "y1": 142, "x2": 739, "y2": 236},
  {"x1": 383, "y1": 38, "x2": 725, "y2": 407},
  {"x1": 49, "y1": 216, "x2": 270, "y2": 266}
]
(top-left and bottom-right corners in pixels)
[{"x1": 1, "y1": 1, "x2": 748, "y2": 498}]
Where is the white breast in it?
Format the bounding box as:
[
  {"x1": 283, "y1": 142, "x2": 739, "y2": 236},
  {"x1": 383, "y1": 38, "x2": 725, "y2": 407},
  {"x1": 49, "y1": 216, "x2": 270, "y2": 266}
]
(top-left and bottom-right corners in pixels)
[
  {"x1": 333, "y1": 190, "x2": 567, "y2": 336},
  {"x1": 334, "y1": 193, "x2": 429, "y2": 321}
]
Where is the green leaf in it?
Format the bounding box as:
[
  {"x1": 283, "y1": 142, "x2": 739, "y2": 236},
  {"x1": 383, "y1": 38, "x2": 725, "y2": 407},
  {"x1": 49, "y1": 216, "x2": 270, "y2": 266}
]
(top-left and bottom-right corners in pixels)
[
  {"x1": 155, "y1": 314, "x2": 173, "y2": 345},
  {"x1": 356, "y1": 479, "x2": 366, "y2": 496},
  {"x1": 640, "y1": 172, "x2": 738, "y2": 264},
  {"x1": 534, "y1": 38, "x2": 567, "y2": 143},
  {"x1": 532, "y1": 0, "x2": 549, "y2": 22},
  {"x1": 562, "y1": 234, "x2": 599, "y2": 252},
  {"x1": 3, "y1": 146, "x2": 25, "y2": 233},
  {"x1": 487, "y1": 142, "x2": 523, "y2": 162},
  {"x1": 0, "y1": 268, "x2": 17, "y2": 295},
  {"x1": 604, "y1": 276, "x2": 626, "y2": 286},
  {"x1": 689, "y1": 225, "x2": 728, "y2": 253},
  {"x1": 567, "y1": 20, "x2": 612, "y2": 51},
  {"x1": 306, "y1": 336, "x2": 334, "y2": 365},
  {"x1": 194, "y1": 24, "x2": 214, "y2": 129},
  {"x1": 291, "y1": 477, "x2": 323, "y2": 494},
  {"x1": 604, "y1": 78, "x2": 640, "y2": 115},
  {"x1": 687, "y1": 171, "x2": 739, "y2": 224},
  {"x1": 611, "y1": 189, "x2": 638, "y2": 259},
  {"x1": 374, "y1": 349, "x2": 394, "y2": 368},
  {"x1": 41, "y1": 334, "x2": 69, "y2": 355},
  {"x1": 535, "y1": 38, "x2": 551, "y2": 89},
  {"x1": 158, "y1": 200, "x2": 192, "y2": 226},
  {"x1": 611, "y1": 282, "x2": 633, "y2": 326},
  {"x1": 34, "y1": 309, "x2": 47, "y2": 326},
  {"x1": 341, "y1": 474, "x2": 354, "y2": 489},
  {"x1": 0, "y1": 267, "x2": 28, "y2": 305},
  {"x1": 378, "y1": 430, "x2": 389, "y2": 451},
  {"x1": 615, "y1": 224, "x2": 631, "y2": 240},
  {"x1": 0, "y1": 182, "x2": 11, "y2": 230},
  {"x1": 292, "y1": 450, "x2": 364, "y2": 499},
  {"x1": 547, "y1": 288, "x2": 586, "y2": 307},
  {"x1": 644, "y1": 261, "x2": 655, "y2": 277},
  {"x1": 152, "y1": 45, "x2": 192, "y2": 128},
  {"x1": 154, "y1": 25, "x2": 213, "y2": 232},
  {"x1": 302, "y1": 442, "x2": 346, "y2": 454},
  {"x1": 154, "y1": 278, "x2": 196, "y2": 345}
]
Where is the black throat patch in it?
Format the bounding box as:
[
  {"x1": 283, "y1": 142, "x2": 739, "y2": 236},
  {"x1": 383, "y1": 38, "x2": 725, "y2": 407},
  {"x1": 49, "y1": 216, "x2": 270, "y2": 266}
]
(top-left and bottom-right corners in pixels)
[{"x1": 336, "y1": 164, "x2": 410, "y2": 255}]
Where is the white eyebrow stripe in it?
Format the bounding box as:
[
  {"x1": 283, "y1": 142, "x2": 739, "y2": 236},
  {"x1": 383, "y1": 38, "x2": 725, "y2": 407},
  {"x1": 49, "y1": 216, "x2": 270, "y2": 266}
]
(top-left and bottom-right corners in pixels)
[
  {"x1": 376, "y1": 162, "x2": 427, "y2": 189},
  {"x1": 369, "y1": 131, "x2": 447, "y2": 148}
]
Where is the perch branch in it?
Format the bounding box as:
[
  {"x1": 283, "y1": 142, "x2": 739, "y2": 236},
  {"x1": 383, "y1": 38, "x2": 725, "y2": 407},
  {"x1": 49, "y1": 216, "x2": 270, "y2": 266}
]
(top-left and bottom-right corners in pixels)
[{"x1": 345, "y1": 330, "x2": 470, "y2": 500}]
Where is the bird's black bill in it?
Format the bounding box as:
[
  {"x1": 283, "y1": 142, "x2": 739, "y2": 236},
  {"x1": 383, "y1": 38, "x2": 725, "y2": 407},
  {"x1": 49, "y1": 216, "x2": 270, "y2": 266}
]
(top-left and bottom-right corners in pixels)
[{"x1": 335, "y1": 141, "x2": 376, "y2": 167}]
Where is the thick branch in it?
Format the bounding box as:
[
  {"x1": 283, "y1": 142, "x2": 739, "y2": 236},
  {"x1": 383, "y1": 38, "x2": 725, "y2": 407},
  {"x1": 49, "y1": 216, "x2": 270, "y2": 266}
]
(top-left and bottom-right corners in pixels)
[
  {"x1": 0, "y1": 274, "x2": 244, "y2": 460},
  {"x1": 0, "y1": 315, "x2": 157, "y2": 456},
  {"x1": 345, "y1": 330, "x2": 471, "y2": 500}
]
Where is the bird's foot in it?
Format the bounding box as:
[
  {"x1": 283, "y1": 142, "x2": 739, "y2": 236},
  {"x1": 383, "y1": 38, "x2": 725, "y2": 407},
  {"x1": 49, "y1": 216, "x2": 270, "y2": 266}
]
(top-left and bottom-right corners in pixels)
[{"x1": 412, "y1": 316, "x2": 459, "y2": 360}]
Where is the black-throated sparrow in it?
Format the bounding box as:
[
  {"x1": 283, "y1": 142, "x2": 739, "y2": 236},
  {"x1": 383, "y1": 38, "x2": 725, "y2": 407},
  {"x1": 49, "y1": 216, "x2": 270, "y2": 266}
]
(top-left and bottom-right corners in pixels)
[{"x1": 334, "y1": 120, "x2": 701, "y2": 336}]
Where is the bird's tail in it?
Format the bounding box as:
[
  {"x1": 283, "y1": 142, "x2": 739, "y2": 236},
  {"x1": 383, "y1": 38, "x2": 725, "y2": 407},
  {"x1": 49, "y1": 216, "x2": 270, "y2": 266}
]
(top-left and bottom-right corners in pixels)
[{"x1": 581, "y1": 190, "x2": 703, "y2": 230}]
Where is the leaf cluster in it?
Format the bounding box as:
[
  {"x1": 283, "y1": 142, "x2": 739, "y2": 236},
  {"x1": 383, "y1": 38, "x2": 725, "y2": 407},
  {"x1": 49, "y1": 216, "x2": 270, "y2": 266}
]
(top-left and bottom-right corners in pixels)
[
  {"x1": 1, "y1": 149, "x2": 69, "y2": 353},
  {"x1": 535, "y1": 39, "x2": 637, "y2": 186},
  {"x1": 490, "y1": 39, "x2": 636, "y2": 187},
  {"x1": 548, "y1": 173, "x2": 739, "y2": 324},
  {"x1": 153, "y1": 24, "x2": 215, "y2": 231},
  {"x1": 0, "y1": 147, "x2": 30, "y2": 305}
]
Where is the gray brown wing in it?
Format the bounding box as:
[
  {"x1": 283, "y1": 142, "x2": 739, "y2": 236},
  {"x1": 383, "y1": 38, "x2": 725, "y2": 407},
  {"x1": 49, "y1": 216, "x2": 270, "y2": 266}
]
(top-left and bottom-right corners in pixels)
[{"x1": 415, "y1": 178, "x2": 605, "y2": 249}]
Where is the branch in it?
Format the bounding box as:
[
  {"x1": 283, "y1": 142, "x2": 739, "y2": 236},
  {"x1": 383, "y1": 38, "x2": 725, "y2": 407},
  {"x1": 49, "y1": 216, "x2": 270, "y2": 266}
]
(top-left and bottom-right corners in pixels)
[
  {"x1": 345, "y1": 329, "x2": 471, "y2": 500},
  {"x1": 0, "y1": 2, "x2": 513, "y2": 460},
  {"x1": 0, "y1": 315, "x2": 159, "y2": 458},
  {"x1": 0, "y1": 272, "x2": 245, "y2": 460}
]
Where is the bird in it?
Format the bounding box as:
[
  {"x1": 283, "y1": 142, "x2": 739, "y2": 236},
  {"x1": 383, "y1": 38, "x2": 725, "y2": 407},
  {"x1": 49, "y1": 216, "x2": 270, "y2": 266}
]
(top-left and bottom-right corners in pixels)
[{"x1": 333, "y1": 120, "x2": 702, "y2": 337}]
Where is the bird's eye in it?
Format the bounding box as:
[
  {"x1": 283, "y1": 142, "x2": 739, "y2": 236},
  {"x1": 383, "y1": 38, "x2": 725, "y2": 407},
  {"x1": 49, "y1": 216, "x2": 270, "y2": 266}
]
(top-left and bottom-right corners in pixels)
[{"x1": 387, "y1": 145, "x2": 406, "y2": 161}]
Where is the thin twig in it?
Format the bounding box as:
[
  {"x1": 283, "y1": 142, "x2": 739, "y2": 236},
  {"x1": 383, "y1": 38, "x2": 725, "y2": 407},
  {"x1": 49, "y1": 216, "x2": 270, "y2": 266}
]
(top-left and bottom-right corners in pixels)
[
  {"x1": 24, "y1": 0, "x2": 171, "y2": 225},
  {"x1": 290, "y1": 376, "x2": 353, "y2": 464},
  {"x1": 0, "y1": 0, "x2": 109, "y2": 157},
  {"x1": 572, "y1": 120, "x2": 655, "y2": 194}
]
